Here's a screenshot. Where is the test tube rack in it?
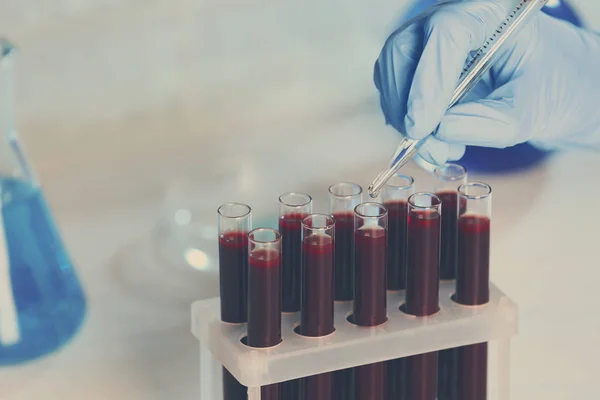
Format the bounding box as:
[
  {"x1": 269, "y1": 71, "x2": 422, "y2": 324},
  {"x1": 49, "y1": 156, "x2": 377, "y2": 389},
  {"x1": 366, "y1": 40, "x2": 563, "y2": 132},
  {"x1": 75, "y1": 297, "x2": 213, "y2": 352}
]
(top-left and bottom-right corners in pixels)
[{"x1": 191, "y1": 280, "x2": 518, "y2": 400}]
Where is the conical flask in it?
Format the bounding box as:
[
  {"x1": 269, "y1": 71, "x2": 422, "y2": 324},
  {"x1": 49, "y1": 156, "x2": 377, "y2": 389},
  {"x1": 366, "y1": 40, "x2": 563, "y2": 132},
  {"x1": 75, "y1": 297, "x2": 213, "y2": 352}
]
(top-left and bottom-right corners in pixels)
[{"x1": 0, "y1": 39, "x2": 86, "y2": 365}]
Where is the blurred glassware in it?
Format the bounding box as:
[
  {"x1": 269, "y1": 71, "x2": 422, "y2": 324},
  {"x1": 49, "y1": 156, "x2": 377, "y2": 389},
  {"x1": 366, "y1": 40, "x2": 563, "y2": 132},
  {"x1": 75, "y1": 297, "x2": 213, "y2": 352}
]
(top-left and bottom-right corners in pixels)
[{"x1": 0, "y1": 39, "x2": 86, "y2": 366}]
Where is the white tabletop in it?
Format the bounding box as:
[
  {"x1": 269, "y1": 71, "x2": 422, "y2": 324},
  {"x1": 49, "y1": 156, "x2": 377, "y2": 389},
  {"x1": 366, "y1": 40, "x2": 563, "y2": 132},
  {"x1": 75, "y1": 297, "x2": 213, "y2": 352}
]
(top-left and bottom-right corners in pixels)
[{"x1": 0, "y1": 108, "x2": 597, "y2": 400}]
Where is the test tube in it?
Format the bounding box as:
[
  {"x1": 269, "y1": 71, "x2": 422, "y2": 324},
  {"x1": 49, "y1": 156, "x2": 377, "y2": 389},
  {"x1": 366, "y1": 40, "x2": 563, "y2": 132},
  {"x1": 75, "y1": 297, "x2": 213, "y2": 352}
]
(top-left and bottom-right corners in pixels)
[
  {"x1": 381, "y1": 176, "x2": 413, "y2": 400},
  {"x1": 247, "y1": 228, "x2": 282, "y2": 400},
  {"x1": 434, "y1": 164, "x2": 467, "y2": 280},
  {"x1": 329, "y1": 183, "x2": 362, "y2": 400},
  {"x1": 279, "y1": 192, "x2": 313, "y2": 313},
  {"x1": 279, "y1": 192, "x2": 312, "y2": 400},
  {"x1": 300, "y1": 214, "x2": 335, "y2": 400},
  {"x1": 455, "y1": 182, "x2": 492, "y2": 400},
  {"x1": 218, "y1": 203, "x2": 251, "y2": 400},
  {"x1": 353, "y1": 202, "x2": 387, "y2": 400},
  {"x1": 405, "y1": 192, "x2": 441, "y2": 400},
  {"x1": 433, "y1": 164, "x2": 466, "y2": 400},
  {"x1": 328, "y1": 183, "x2": 362, "y2": 301},
  {"x1": 381, "y1": 174, "x2": 414, "y2": 290}
]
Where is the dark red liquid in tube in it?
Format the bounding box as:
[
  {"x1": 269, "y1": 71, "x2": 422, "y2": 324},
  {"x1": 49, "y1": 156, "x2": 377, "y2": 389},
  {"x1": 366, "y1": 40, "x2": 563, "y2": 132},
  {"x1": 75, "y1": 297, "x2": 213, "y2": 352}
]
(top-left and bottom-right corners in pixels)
[
  {"x1": 280, "y1": 213, "x2": 306, "y2": 313},
  {"x1": 456, "y1": 215, "x2": 491, "y2": 400},
  {"x1": 353, "y1": 226, "x2": 387, "y2": 400},
  {"x1": 457, "y1": 342, "x2": 487, "y2": 400},
  {"x1": 219, "y1": 231, "x2": 248, "y2": 323},
  {"x1": 334, "y1": 368, "x2": 354, "y2": 400},
  {"x1": 405, "y1": 205, "x2": 440, "y2": 400},
  {"x1": 261, "y1": 384, "x2": 280, "y2": 400},
  {"x1": 407, "y1": 351, "x2": 438, "y2": 400},
  {"x1": 385, "y1": 201, "x2": 408, "y2": 290},
  {"x1": 247, "y1": 249, "x2": 282, "y2": 348},
  {"x1": 329, "y1": 213, "x2": 354, "y2": 399},
  {"x1": 437, "y1": 191, "x2": 459, "y2": 281},
  {"x1": 332, "y1": 212, "x2": 354, "y2": 301},
  {"x1": 304, "y1": 372, "x2": 333, "y2": 400},
  {"x1": 223, "y1": 369, "x2": 247, "y2": 400},
  {"x1": 355, "y1": 362, "x2": 386, "y2": 400},
  {"x1": 436, "y1": 194, "x2": 458, "y2": 400},
  {"x1": 385, "y1": 201, "x2": 409, "y2": 399},
  {"x1": 438, "y1": 348, "x2": 458, "y2": 400},
  {"x1": 301, "y1": 234, "x2": 334, "y2": 337},
  {"x1": 405, "y1": 211, "x2": 440, "y2": 316},
  {"x1": 219, "y1": 232, "x2": 249, "y2": 400},
  {"x1": 248, "y1": 247, "x2": 282, "y2": 399},
  {"x1": 386, "y1": 357, "x2": 407, "y2": 400},
  {"x1": 353, "y1": 227, "x2": 387, "y2": 326},
  {"x1": 456, "y1": 215, "x2": 490, "y2": 305}
]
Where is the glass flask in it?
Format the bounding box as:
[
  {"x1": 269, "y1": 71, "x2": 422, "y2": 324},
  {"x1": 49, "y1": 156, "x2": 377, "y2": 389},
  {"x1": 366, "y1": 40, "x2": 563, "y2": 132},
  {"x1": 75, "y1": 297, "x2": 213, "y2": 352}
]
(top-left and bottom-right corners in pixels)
[{"x1": 0, "y1": 39, "x2": 85, "y2": 365}]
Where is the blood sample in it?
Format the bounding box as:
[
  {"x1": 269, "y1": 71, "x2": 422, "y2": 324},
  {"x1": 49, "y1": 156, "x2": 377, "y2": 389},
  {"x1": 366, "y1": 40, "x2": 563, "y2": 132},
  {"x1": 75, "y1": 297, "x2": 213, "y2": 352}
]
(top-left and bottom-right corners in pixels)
[
  {"x1": 247, "y1": 228, "x2": 282, "y2": 400},
  {"x1": 405, "y1": 193, "x2": 441, "y2": 400},
  {"x1": 299, "y1": 214, "x2": 335, "y2": 400},
  {"x1": 380, "y1": 175, "x2": 413, "y2": 400},
  {"x1": 381, "y1": 174, "x2": 414, "y2": 291},
  {"x1": 433, "y1": 164, "x2": 466, "y2": 400},
  {"x1": 279, "y1": 192, "x2": 312, "y2": 313},
  {"x1": 355, "y1": 362, "x2": 386, "y2": 400},
  {"x1": 328, "y1": 183, "x2": 362, "y2": 301},
  {"x1": 405, "y1": 193, "x2": 441, "y2": 317},
  {"x1": 304, "y1": 372, "x2": 333, "y2": 400},
  {"x1": 278, "y1": 193, "x2": 311, "y2": 399},
  {"x1": 300, "y1": 214, "x2": 335, "y2": 337},
  {"x1": 329, "y1": 184, "x2": 362, "y2": 400},
  {"x1": 455, "y1": 182, "x2": 492, "y2": 400},
  {"x1": 433, "y1": 164, "x2": 467, "y2": 281},
  {"x1": 217, "y1": 203, "x2": 251, "y2": 400},
  {"x1": 352, "y1": 202, "x2": 388, "y2": 400}
]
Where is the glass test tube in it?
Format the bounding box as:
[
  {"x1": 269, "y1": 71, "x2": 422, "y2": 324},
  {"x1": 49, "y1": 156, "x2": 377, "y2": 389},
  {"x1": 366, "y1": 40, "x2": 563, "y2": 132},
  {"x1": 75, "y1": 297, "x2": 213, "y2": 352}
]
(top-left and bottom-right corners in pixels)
[
  {"x1": 218, "y1": 203, "x2": 252, "y2": 400},
  {"x1": 329, "y1": 183, "x2": 362, "y2": 400},
  {"x1": 300, "y1": 214, "x2": 335, "y2": 400},
  {"x1": 279, "y1": 193, "x2": 311, "y2": 400},
  {"x1": 434, "y1": 163, "x2": 467, "y2": 281},
  {"x1": 433, "y1": 164, "x2": 466, "y2": 400},
  {"x1": 279, "y1": 192, "x2": 313, "y2": 313},
  {"x1": 247, "y1": 228, "x2": 282, "y2": 400},
  {"x1": 381, "y1": 174, "x2": 414, "y2": 291},
  {"x1": 455, "y1": 182, "x2": 492, "y2": 400},
  {"x1": 247, "y1": 228, "x2": 282, "y2": 348},
  {"x1": 328, "y1": 183, "x2": 362, "y2": 301},
  {"x1": 405, "y1": 193, "x2": 441, "y2": 400},
  {"x1": 300, "y1": 214, "x2": 335, "y2": 337},
  {"x1": 381, "y1": 176, "x2": 413, "y2": 400},
  {"x1": 353, "y1": 202, "x2": 387, "y2": 400},
  {"x1": 218, "y1": 203, "x2": 252, "y2": 323}
]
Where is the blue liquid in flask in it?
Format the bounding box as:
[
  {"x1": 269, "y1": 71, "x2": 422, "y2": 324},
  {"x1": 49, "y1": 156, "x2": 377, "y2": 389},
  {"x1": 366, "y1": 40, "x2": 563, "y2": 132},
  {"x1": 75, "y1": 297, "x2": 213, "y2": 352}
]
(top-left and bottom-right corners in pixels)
[{"x1": 0, "y1": 177, "x2": 86, "y2": 365}]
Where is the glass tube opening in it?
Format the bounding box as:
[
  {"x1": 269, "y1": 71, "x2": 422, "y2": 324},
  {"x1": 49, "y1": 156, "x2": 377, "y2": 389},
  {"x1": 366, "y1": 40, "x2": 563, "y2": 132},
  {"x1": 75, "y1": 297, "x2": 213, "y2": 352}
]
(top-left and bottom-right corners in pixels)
[
  {"x1": 328, "y1": 182, "x2": 363, "y2": 198},
  {"x1": 458, "y1": 182, "x2": 492, "y2": 200},
  {"x1": 248, "y1": 228, "x2": 281, "y2": 244},
  {"x1": 302, "y1": 214, "x2": 335, "y2": 232},
  {"x1": 408, "y1": 192, "x2": 441, "y2": 211},
  {"x1": 217, "y1": 203, "x2": 252, "y2": 219},
  {"x1": 354, "y1": 202, "x2": 388, "y2": 219},
  {"x1": 433, "y1": 163, "x2": 467, "y2": 182},
  {"x1": 279, "y1": 192, "x2": 312, "y2": 208}
]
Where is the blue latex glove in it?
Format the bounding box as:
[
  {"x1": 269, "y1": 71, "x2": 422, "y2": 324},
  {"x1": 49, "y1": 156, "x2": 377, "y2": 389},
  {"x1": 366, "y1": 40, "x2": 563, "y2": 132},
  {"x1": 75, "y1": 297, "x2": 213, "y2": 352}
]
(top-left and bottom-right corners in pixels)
[{"x1": 374, "y1": 0, "x2": 600, "y2": 166}]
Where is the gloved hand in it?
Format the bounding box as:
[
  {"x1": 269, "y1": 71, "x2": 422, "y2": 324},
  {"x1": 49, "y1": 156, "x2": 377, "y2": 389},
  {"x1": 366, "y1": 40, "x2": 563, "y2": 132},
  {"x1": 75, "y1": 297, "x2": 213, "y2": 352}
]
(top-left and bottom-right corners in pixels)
[{"x1": 374, "y1": 0, "x2": 600, "y2": 166}]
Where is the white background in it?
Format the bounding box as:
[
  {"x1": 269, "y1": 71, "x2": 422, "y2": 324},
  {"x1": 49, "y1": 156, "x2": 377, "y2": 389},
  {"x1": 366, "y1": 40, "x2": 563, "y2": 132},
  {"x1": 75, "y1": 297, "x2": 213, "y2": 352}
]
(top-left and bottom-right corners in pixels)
[{"x1": 0, "y1": 0, "x2": 599, "y2": 399}]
